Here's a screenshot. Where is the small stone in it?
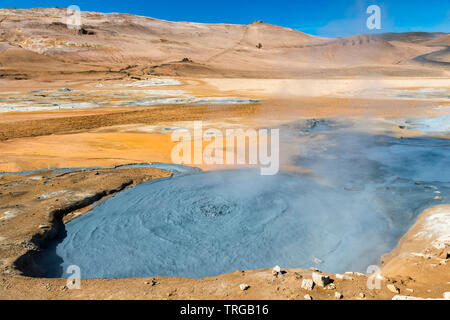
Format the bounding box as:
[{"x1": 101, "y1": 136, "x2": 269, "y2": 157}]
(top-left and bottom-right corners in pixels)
[
  {"x1": 433, "y1": 241, "x2": 446, "y2": 250},
  {"x1": 387, "y1": 284, "x2": 400, "y2": 294},
  {"x1": 439, "y1": 260, "x2": 447, "y2": 265},
  {"x1": 359, "y1": 293, "x2": 365, "y2": 298},
  {"x1": 239, "y1": 283, "x2": 249, "y2": 291},
  {"x1": 430, "y1": 264, "x2": 438, "y2": 267},
  {"x1": 406, "y1": 288, "x2": 414, "y2": 293},
  {"x1": 39, "y1": 225, "x2": 50, "y2": 229},
  {"x1": 443, "y1": 292, "x2": 450, "y2": 300},
  {"x1": 312, "y1": 272, "x2": 331, "y2": 287},
  {"x1": 336, "y1": 274, "x2": 353, "y2": 280},
  {"x1": 272, "y1": 265, "x2": 281, "y2": 276},
  {"x1": 309, "y1": 267, "x2": 319, "y2": 272},
  {"x1": 60, "y1": 285, "x2": 67, "y2": 290},
  {"x1": 304, "y1": 294, "x2": 312, "y2": 300},
  {"x1": 344, "y1": 271, "x2": 354, "y2": 275},
  {"x1": 301, "y1": 279, "x2": 314, "y2": 291},
  {"x1": 335, "y1": 292, "x2": 343, "y2": 299}
]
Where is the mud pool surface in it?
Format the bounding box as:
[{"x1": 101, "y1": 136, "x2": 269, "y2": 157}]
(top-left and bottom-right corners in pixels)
[{"x1": 37, "y1": 120, "x2": 450, "y2": 279}]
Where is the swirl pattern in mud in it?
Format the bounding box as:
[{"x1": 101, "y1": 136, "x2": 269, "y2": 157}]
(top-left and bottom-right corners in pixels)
[{"x1": 38, "y1": 130, "x2": 450, "y2": 279}]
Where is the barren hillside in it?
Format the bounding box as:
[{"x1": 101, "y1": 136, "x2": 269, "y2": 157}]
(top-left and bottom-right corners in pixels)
[{"x1": 0, "y1": 7, "x2": 448, "y2": 79}]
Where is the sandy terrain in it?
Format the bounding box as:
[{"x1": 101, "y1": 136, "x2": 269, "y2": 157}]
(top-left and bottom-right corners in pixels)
[{"x1": 0, "y1": 8, "x2": 449, "y2": 300}]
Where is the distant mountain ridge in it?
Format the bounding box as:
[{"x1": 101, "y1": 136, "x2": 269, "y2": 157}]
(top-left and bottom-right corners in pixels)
[{"x1": 0, "y1": 7, "x2": 448, "y2": 79}]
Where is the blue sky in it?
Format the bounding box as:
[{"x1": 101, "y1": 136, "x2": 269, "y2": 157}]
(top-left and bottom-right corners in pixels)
[{"x1": 1, "y1": 0, "x2": 449, "y2": 37}]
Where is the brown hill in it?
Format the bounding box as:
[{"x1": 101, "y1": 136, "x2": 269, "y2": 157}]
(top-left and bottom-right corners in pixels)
[{"x1": 0, "y1": 7, "x2": 448, "y2": 78}]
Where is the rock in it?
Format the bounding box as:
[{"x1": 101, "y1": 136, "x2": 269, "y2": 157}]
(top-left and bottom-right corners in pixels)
[
  {"x1": 294, "y1": 272, "x2": 303, "y2": 279},
  {"x1": 301, "y1": 279, "x2": 314, "y2": 291},
  {"x1": 387, "y1": 284, "x2": 400, "y2": 294},
  {"x1": 344, "y1": 271, "x2": 354, "y2": 275},
  {"x1": 359, "y1": 293, "x2": 365, "y2": 298},
  {"x1": 326, "y1": 283, "x2": 336, "y2": 290},
  {"x1": 406, "y1": 288, "x2": 414, "y2": 293},
  {"x1": 309, "y1": 267, "x2": 319, "y2": 272},
  {"x1": 440, "y1": 260, "x2": 447, "y2": 265},
  {"x1": 444, "y1": 292, "x2": 450, "y2": 300},
  {"x1": 39, "y1": 225, "x2": 49, "y2": 229},
  {"x1": 272, "y1": 265, "x2": 281, "y2": 276},
  {"x1": 304, "y1": 294, "x2": 312, "y2": 300},
  {"x1": 58, "y1": 88, "x2": 71, "y2": 92},
  {"x1": 335, "y1": 292, "x2": 343, "y2": 299},
  {"x1": 78, "y1": 28, "x2": 95, "y2": 35},
  {"x1": 239, "y1": 283, "x2": 249, "y2": 291},
  {"x1": 440, "y1": 249, "x2": 449, "y2": 259},
  {"x1": 355, "y1": 272, "x2": 364, "y2": 276},
  {"x1": 144, "y1": 278, "x2": 157, "y2": 286},
  {"x1": 336, "y1": 274, "x2": 353, "y2": 280},
  {"x1": 312, "y1": 272, "x2": 331, "y2": 287}
]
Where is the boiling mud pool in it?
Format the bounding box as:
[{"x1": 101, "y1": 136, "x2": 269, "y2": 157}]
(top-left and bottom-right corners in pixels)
[{"x1": 38, "y1": 120, "x2": 450, "y2": 278}]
